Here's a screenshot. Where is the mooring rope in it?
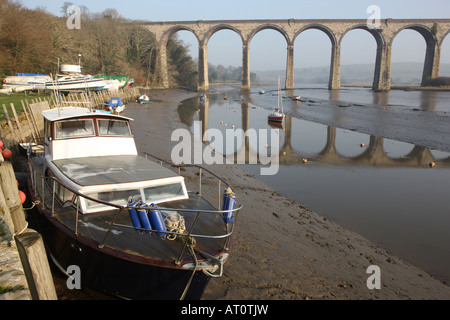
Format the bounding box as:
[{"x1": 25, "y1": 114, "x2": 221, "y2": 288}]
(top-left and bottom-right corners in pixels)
[{"x1": 179, "y1": 244, "x2": 198, "y2": 300}]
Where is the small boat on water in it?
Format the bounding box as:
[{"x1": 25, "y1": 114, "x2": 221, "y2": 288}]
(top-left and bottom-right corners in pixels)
[
  {"x1": 268, "y1": 77, "x2": 285, "y2": 123},
  {"x1": 268, "y1": 110, "x2": 285, "y2": 122},
  {"x1": 139, "y1": 95, "x2": 150, "y2": 104},
  {"x1": 26, "y1": 106, "x2": 241, "y2": 300}
]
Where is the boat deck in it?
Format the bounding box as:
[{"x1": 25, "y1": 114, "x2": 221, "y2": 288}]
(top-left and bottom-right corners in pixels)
[
  {"x1": 57, "y1": 194, "x2": 228, "y2": 262},
  {"x1": 30, "y1": 156, "x2": 230, "y2": 265}
]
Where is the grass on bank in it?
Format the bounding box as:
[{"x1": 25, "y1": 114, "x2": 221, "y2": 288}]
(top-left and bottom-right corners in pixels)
[{"x1": 0, "y1": 92, "x2": 50, "y2": 120}]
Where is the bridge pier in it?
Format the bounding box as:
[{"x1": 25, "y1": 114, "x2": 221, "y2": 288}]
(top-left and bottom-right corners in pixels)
[
  {"x1": 285, "y1": 44, "x2": 295, "y2": 90},
  {"x1": 241, "y1": 43, "x2": 251, "y2": 92},
  {"x1": 155, "y1": 41, "x2": 169, "y2": 88},
  {"x1": 373, "y1": 43, "x2": 392, "y2": 91},
  {"x1": 328, "y1": 43, "x2": 341, "y2": 90},
  {"x1": 198, "y1": 42, "x2": 209, "y2": 92},
  {"x1": 422, "y1": 39, "x2": 441, "y2": 86}
]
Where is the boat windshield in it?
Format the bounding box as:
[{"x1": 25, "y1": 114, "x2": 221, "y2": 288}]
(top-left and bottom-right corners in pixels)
[
  {"x1": 84, "y1": 182, "x2": 187, "y2": 212},
  {"x1": 55, "y1": 119, "x2": 95, "y2": 139},
  {"x1": 97, "y1": 119, "x2": 131, "y2": 136}
]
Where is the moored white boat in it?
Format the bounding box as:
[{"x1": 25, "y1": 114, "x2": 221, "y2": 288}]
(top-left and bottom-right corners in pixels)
[
  {"x1": 26, "y1": 106, "x2": 241, "y2": 300},
  {"x1": 268, "y1": 77, "x2": 285, "y2": 123},
  {"x1": 139, "y1": 95, "x2": 150, "y2": 104},
  {"x1": 268, "y1": 111, "x2": 285, "y2": 122}
]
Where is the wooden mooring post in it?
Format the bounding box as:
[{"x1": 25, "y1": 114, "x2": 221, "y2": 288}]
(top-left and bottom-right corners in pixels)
[
  {"x1": 15, "y1": 231, "x2": 58, "y2": 300},
  {"x1": 0, "y1": 157, "x2": 57, "y2": 300}
]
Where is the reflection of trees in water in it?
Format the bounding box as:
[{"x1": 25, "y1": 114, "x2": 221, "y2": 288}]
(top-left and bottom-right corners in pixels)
[
  {"x1": 178, "y1": 90, "x2": 240, "y2": 127},
  {"x1": 178, "y1": 97, "x2": 199, "y2": 127}
]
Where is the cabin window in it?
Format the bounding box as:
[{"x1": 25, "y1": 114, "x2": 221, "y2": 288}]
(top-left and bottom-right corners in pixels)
[
  {"x1": 54, "y1": 119, "x2": 95, "y2": 139},
  {"x1": 97, "y1": 119, "x2": 131, "y2": 137},
  {"x1": 83, "y1": 182, "x2": 186, "y2": 212},
  {"x1": 46, "y1": 169, "x2": 74, "y2": 204},
  {"x1": 85, "y1": 189, "x2": 142, "y2": 211},
  {"x1": 44, "y1": 119, "x2": 52, "y2": 140},
  {"x1": 56, "y1": 183, "x2": 75, "y2": 203},
  {"x1": 143, "y1": 183, "x2": 186, "y2": 204}
]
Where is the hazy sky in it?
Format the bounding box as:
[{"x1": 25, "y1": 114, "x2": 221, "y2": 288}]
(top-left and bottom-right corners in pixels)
[{"x1": 19, "y1": 0, "x2": 450, "y2": 71}]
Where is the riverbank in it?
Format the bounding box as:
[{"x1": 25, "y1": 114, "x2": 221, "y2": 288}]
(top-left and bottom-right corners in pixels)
[{"x1": 125, "y1": 88, "x2": 450, "y2": 300}]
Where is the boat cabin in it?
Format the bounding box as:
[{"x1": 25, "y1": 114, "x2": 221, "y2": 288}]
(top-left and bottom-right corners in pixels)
[
  {"x1": 42, "y1": 107, "x2": 137, "y2": 160},
  {"x1": 41, "y1": 107, "x2": 188, "y2": 214}
]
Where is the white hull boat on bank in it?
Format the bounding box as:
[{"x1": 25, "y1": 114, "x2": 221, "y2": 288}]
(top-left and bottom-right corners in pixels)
[
  {"x1": 45, "y1": 75, "x2": 107, "y2": 92},
  {"x1": 45, "y1": 64, "x2": 106, "y2": 93}
]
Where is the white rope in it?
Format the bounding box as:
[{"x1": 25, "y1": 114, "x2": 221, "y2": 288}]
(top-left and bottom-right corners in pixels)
[{"x1": 179, "y1": 244, "x2": 198, "y2": 300}]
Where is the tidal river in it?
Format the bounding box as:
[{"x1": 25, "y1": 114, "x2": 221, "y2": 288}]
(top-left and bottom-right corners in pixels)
[{"x1": 178, "y1": 85, "x2": 450, "y2": 285}]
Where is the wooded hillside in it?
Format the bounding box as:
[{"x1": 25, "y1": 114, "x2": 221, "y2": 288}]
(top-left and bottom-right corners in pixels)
[{"x1": 0, "y1": 0, "x2": 198, "y2": 87}]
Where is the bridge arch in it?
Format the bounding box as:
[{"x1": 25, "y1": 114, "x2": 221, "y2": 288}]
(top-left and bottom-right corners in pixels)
[
  {"x1": 245, "y1": 24, "x2": 291, "y2": 89},
  {"x1": 160, "y1": 25, "x2": 200, "y2": 46},
  {"x1": 203, "y1": 24, "x2": 244, "y2": 46},
  {"x1": 247, "y1": 23, "x2": 291, "y2": 45},
  {"x1": 341, "y1": 24, "x2": 385, "y2": 47},
  {"x1": 339, "y1": 25, "x2": 383, "y2": 87},
  {"x1": 391, "y1": 25, "x2": 439, "y2": 85},
  {"x1": 390, "y1": 24, "x2": 437, "y2": 46},
  {"x1": 340, "y1": 24, "x2": 388, "y2": 90},
  {"x1": 294, "y1": 24, "x2": 337, "y2": 46},
  {"x1": 293, "y1": 24, "x2": 339, "y2": 88}
]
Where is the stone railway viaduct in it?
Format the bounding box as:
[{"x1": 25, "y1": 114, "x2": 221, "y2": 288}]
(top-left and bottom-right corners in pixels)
[{"x1": 142, "y1": 19, "x2": 450, "y2": 91}]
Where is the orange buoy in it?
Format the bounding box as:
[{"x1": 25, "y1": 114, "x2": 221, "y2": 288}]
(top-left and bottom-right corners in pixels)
[
  {"x1": 19, "y1": 190, "x2": 26, "y2": 204},
  {"x1": 2, "y1": 149, "x2": 12, "y2": 159}
]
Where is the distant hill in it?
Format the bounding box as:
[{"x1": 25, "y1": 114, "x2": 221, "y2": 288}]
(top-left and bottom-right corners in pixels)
[{"x1": 254, "y1": 62, "x2": 450, "y2": 85}]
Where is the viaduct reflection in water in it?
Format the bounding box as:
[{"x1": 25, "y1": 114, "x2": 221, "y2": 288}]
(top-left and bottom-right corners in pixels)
[{"x1": 178, "y1": 94, "x2": 450, "y2": 168}]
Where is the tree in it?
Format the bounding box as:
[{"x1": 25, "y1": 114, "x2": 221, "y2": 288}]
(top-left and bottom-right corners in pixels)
[
  {"x1": 0, "y1": 0, "x2": 199, "y2": 88},
  {"x1": 0, "y1": 1, "x2": 54, "y2": 75},
  {"x1": 167, "y1": 35, "x2": 198, "y2": 87},
  {"x1": 126, "y1": 26, "x2": 157, "y2": 85},
  {"x1": 61, "y1": 1, "x2": 73, "y2": 17}
]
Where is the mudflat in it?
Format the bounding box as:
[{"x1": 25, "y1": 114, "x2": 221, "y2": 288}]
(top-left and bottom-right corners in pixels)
[{"x1": 124, "y1": 88, "x2": 450, "y2": 300}]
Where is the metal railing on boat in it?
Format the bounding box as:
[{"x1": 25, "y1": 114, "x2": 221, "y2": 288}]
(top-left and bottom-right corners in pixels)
[{"x1": 26, "y1": 138, "x2": 242, "y2": 266}]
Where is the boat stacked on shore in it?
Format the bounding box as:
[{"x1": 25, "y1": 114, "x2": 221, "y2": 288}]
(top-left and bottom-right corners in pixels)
[
  {"x1": 26, "y1": 106, "x2": 241, "y2": 300},
  {"x1": 45, "y1": 64, "x2": 107, "y2": 93}
]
